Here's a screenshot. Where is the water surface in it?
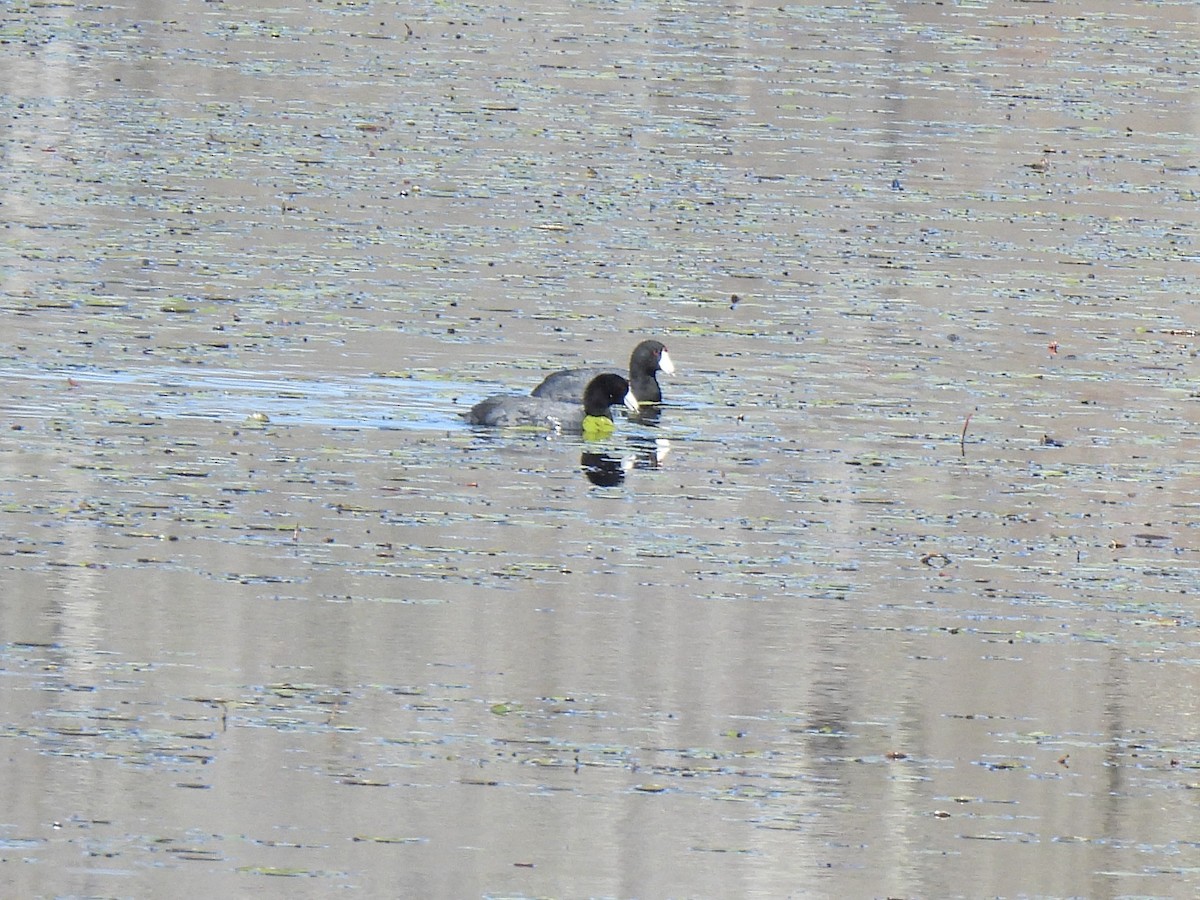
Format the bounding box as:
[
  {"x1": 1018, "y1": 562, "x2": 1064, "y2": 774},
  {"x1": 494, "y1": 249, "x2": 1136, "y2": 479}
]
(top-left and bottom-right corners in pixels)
[{"x1": 2, "y1": 1, "x2": 1198, "y2": 897}]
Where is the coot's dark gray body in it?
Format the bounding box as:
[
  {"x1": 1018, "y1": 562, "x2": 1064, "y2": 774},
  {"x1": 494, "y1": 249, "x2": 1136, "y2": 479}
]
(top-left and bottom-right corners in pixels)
[{"x1": 465, "y1": 373, "x2": 638, "y2": 431}]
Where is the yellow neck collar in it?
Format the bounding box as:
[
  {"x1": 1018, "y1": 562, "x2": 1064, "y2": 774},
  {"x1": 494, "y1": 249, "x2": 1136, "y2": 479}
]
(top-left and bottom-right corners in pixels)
[{"x1": 582, "y1": 415, "x2": 615, "y2": 440}]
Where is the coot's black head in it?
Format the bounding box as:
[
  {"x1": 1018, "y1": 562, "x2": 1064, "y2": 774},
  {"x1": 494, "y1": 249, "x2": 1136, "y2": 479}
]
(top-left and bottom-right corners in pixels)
[
  {"x1": 582, "y1": 373, "x2": 639, "y2": 418},
  {"x1": 628, "y1": 340, "x2": 675, "y2": 403}
]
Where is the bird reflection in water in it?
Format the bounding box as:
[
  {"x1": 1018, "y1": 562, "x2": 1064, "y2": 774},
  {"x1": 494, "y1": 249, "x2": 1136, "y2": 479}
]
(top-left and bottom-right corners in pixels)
[
  {"x1": 628, "y1": 404, "x2": 662, "y2": 428},
  {"x1": 581, "y1": 438, "x2": 670, "y2": 486},
  {"x1": 581, "y1": 452, "x2": 628, "y2": 486}
]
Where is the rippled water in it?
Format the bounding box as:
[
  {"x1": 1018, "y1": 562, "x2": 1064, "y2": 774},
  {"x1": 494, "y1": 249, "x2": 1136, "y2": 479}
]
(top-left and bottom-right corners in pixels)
[{"x1": 2, "y1": 0, "x2": 1198, "y2": 897}]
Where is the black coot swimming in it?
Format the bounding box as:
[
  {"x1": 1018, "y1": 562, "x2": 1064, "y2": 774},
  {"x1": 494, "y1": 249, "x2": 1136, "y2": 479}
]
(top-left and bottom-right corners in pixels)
[
  {"x1": 465, "y1": 373, "x2": 638, "y2": 437},
  {"x1": 531, "y1": 340, "x2": 674, "y2": 405}
]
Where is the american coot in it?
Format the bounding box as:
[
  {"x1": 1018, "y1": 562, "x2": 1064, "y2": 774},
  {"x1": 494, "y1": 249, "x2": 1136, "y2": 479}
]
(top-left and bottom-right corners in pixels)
[
  {"x1": 465, "y1": 373, "x2": 638, "y2": 437},
  {"x1": 532, "y1": 339, "x2": 674, "y2": 404}
]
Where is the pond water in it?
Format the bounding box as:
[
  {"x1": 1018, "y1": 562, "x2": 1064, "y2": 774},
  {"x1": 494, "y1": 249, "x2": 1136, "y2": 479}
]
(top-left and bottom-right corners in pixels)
[{"x1": 2, "y1": 0, "x2": 1198, "y2": 897}]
